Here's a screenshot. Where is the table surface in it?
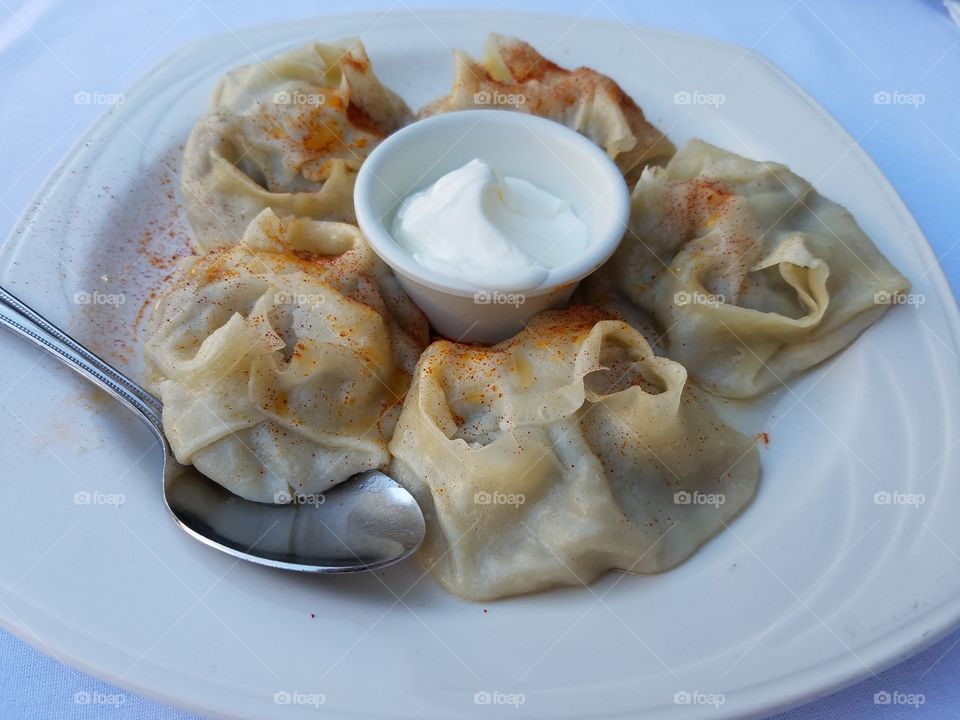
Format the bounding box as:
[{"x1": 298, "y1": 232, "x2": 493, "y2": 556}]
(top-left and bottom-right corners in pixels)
[{"x1": 1, "y1": 0, "x2": 958, "y2": 718}]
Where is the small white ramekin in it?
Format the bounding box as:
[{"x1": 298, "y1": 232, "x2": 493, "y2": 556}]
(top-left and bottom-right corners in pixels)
[{"x1": 354, "y1": 110, "x2": 629, "y2": 344}]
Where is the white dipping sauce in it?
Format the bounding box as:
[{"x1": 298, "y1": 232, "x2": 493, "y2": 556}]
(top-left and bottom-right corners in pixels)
[{"x1": 391, "y1": 159, "x2": 590, "y2": 291}]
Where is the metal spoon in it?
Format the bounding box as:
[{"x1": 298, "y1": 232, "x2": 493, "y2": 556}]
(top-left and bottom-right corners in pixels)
[{"x1": 0, "y1": 286, "x2": 425, "y2": 573}]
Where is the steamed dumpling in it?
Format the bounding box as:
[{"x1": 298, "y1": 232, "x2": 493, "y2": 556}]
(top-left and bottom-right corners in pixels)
[
  {"x1": 581, "y1": 139, "x2": 911, "y2": 398},
  {"x1": 419, "y1": 34, "x2": 675, "y2": 183},
  {"x1": 144, "y1": 208, "x2": 428, "y2": 503},
  {"x1": 182, "y1": 39, "x2": 412, "y2": 251},
  {"x1": 389, "y1": 307, "x2": 760, "y2": 601}
]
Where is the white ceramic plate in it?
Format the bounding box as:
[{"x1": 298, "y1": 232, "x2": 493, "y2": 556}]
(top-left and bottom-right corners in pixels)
[{"x1": 1, "y1": 11, "x2": 958, "y2": 720}]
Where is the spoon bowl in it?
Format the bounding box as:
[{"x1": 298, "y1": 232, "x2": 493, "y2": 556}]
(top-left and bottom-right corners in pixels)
[{"x1": 165, "y1": 465, "x2": 426, "y2": 572}]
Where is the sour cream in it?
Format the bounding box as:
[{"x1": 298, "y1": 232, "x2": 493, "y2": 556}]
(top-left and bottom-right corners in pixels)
[{"x1": 390, "y1": 159, "x2": 590, "y2": 291}]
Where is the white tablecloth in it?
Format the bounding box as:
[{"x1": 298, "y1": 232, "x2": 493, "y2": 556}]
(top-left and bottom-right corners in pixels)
[{"x1": 0, "y1": 0, "x2": 958, "y2": 717}]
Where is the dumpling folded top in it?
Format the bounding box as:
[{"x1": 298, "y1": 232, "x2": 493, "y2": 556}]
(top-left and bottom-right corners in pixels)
[
  {"x1": 419, "y1": 34, "x2": 675, "y2": 183},
  {"x1": 389, "y1": 306, "x2": 760, "y2": 601},
  {"x1": 582, "y1": 139, "x2": 911, "y2": 398},
  {"x1": 182, "y1": 39, "x2": 412, "y2": 251},
  {"x1": 144, "y1": 208, "x2": 428, "y2": 503}
]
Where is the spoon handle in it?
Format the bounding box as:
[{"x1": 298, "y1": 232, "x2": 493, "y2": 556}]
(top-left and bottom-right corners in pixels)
[{"x1": 0, "y1": 286, "x2": 164, "y2": 437}]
